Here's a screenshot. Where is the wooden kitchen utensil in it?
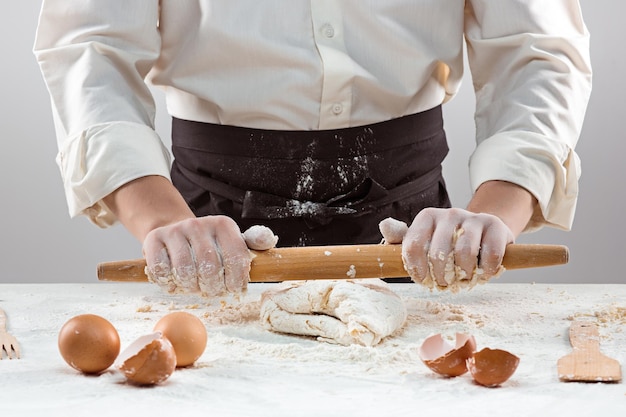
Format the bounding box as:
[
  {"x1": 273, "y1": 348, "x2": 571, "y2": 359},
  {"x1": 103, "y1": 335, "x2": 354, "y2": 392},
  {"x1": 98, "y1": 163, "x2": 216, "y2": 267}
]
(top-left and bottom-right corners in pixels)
[
  {"x1": 97, "y1": 243, "x2": 568, "y2": 283},
  {"x1": 557, "y1": 320, "x2": 622, "y2": 383},
  {"x1": 0, "y1": 308, "x2": 21, "y2": 360}
]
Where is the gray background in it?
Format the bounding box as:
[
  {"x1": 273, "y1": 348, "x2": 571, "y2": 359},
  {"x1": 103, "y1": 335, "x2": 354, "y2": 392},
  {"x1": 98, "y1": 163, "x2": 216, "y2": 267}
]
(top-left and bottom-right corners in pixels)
[{"x1": 1, "y1": 1, "x2": 622, "y2": 284}]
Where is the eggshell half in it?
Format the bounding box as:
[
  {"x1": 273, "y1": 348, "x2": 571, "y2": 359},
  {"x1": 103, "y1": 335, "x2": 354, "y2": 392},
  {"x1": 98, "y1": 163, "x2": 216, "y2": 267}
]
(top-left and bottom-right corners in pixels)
[
  {"x1": 58, "y1": 314, "x2": 120, "y2": 374},
  {"x1": 154, "y1": 312, "x2": 208, "y2": 367},
  {"x1": 115, "y1": 332, "x2": 177, "y2": 386},
  {"x1": 467, "y1": 347, "x2": 520, "y2": 387},
  {"x1": 418, "y1": 333, "x2": 477, "y2": 377}
]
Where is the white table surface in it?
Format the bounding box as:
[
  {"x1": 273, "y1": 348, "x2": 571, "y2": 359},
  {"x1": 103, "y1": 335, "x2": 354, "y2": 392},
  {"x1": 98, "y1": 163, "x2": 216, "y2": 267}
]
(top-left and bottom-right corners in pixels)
[{"x1": 0, "y1": 282, "x2": 625, "y2": 416}]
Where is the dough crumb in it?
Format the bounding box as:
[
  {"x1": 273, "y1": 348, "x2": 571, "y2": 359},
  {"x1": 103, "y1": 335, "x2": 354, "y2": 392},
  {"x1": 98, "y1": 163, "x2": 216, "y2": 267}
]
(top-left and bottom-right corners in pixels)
[
  {"x1": 203, "y1": 301, "x2": 262, "y2": 325},
  {"x1": 378, "y1": 217, "x2": 408, "y2": 244},
  {"x1": 347, "y1": 265, "x2": 356, "y2": 278},
  {"x1": 243, "y1": 225, "x2": 279, "y2": 250},
  {"x1": 568, "y1": 304, "x2": 626, "y2": 326},
  {"x1": 136, "y1": 305, "x2": 152, "y2": 313}
]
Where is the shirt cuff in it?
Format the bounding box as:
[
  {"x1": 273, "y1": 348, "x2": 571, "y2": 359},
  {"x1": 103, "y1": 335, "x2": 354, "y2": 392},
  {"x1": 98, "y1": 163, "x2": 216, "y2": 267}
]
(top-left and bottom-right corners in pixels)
[
  {"x1": 55, "y1": 121, "x2": 172, "y2": 227},
  {"x1": 469, "y1": 131, "x2": 581, "y2": 232}
]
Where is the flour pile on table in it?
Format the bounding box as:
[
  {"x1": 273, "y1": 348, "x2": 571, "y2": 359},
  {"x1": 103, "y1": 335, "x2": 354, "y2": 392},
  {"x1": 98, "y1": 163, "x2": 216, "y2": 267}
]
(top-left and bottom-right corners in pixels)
[{"x1": 259, "y1": 279, "x2": 407, "y2": 346}]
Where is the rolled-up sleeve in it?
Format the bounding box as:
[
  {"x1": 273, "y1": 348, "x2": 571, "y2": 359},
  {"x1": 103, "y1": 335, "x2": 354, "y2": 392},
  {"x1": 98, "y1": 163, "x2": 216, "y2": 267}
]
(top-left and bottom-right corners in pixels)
[
  {"x1": 465, "y1": 0, "x2": 592, "y2": 231},
  {"x1": 33, "y1": 0, "x2": 171, "y2": 227}
]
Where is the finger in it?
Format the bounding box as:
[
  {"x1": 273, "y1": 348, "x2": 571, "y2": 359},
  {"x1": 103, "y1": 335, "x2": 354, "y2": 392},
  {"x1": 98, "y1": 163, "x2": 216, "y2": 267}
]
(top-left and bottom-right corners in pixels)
[
  {"x1": 477, "y1": 242, "x2": 504, "y2": 279},
  {"x1": 428, "y1": 209, "x2": 464, "y2": 287},
  {"x1": 214, "y1": 217, "x2": 251, "y2": 293},
  {"x1": 182, "y1": 222, "x2": 224, "y2": 295},
  {"x1": 402, "y1": 209, "x2": 436, "y2": 283},
  {"x1": 190, "y1": 242, "x2": 225, "y2": 297},
  {"x1": 478, "y1": 220, "x2": 513, "y2": 278},
  {"x1": 169, "y1": 218, "x2": 227, "y2": 297},
  {"x1": 143, "y1": 235, "x2": 176, "y2": 293},
  {"x1": 165, "y1": 227, "x2": 200, "y2": 293},
  {"x1": 453, "y1": 222, "x2": 482, "y2": 281}
]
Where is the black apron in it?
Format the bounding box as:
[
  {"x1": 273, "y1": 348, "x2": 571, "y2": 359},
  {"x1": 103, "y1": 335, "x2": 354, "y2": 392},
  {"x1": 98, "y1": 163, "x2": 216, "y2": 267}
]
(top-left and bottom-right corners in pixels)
[{"x1": 170, "y1": 105, "x2": 451, "y2": 247}]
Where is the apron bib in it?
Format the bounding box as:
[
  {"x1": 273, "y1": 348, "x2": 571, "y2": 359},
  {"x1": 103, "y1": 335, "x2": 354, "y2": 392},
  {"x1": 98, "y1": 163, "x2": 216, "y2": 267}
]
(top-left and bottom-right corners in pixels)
[{"x1": 170, "y1": 105, "x2": 451, "y2": 247}]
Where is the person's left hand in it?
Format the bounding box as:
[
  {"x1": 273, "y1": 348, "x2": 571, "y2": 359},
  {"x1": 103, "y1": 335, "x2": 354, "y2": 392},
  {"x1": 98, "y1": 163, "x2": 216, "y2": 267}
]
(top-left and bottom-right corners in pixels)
[{"x1": 400, "y1": 207, "x2": 515, "y2": 288}]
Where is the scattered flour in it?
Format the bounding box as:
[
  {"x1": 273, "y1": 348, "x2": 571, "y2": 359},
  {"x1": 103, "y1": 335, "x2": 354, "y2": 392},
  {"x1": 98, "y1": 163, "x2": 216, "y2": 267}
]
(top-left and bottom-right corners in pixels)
[{"x1": 2, "y1": 283, "x2": 626, "y2": 416}]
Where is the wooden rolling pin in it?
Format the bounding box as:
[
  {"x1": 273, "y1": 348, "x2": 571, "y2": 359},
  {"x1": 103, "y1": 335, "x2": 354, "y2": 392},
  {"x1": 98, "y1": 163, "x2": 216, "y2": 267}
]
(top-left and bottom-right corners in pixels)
[{"x1": 97, "y1": 243, "x2": 568, "y2": 283}]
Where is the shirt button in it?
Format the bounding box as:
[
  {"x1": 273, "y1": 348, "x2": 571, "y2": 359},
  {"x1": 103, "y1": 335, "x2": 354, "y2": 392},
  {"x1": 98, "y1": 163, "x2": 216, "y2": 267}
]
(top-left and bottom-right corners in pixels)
[
  {"x1": 321, "y1": 24, "x2": 335, "y2": 38},
  {"x1": 332, "y1": 103, "x2": 343, "y2": 115}
]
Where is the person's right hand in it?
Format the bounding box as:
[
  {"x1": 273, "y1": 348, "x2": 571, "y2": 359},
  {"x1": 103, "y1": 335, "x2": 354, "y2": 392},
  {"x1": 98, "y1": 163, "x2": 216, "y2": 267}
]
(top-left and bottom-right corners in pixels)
[
  {"x1": 142, "y1": 215, "x2": 252, "y2": 297},
  {"x1": 103, "y1": 175, "x2": 277, "y2": 298}
]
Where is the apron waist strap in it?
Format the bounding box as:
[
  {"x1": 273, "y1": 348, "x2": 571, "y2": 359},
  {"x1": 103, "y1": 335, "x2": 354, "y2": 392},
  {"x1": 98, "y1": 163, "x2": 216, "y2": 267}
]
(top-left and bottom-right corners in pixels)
[
  {"x1": 170, "y1": 106, "x2": 451, "y2": 243},
  {"x1": 174, "y1": 162, "x2": 442, "y2": 224}
]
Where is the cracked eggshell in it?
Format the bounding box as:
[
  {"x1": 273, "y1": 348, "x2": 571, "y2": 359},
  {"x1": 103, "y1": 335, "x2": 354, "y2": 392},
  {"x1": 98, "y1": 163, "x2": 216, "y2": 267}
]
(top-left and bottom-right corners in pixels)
[
  {"x1": 115, "y1": 331, "x2": 177, "y2": 386},
  {"x1": 58, "y1": 314, "x2": 120, "y2": 375},
  {"x1": 467, "y1": 347, "x2": 520, "y2": 387},
  {"x1": 418, "y1": 333, "x2": 477, "y2": 377},
  {"x1": 154, "y1": 311, "x2": 208, "y2": 367}
]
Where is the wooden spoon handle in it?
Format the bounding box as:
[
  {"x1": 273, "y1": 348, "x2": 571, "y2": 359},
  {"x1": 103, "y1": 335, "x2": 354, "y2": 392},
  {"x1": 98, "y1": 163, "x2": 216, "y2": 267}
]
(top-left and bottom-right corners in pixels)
[
  {"x1": 569, "y1": 320, "x2": 600, "y2": 351},
  {"x1": 0, "y1": 308, "x2": 6, "y2": 330},
  {"x1": 97, "y1": 243, "x2": 568, "y2": 283}
]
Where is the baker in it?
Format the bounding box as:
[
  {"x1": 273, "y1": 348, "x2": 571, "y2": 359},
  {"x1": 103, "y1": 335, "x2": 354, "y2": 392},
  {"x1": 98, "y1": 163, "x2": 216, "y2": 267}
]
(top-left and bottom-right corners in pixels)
[{"x1": 33, "y1": 1, "x2": 591, "y2": 296}]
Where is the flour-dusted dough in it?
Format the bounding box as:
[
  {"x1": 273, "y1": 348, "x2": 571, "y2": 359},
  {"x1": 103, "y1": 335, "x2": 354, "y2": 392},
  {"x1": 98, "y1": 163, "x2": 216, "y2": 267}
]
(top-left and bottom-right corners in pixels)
[
  {"x1": 378, "y1": 217, "x2": 408, "y2": 244},
  {"x1": 242, "y1": 225, "x2": 278, "y2": 250},
  {"x1": 259, "y1": 279, "x2": 407, "y2": 346}
]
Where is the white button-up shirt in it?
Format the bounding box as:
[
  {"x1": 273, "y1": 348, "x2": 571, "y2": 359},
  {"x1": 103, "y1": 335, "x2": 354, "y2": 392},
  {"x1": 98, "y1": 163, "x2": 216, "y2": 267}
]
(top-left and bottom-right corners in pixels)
[{"x1": 33, "y1": 0, "x2": 592, "y2": 231}]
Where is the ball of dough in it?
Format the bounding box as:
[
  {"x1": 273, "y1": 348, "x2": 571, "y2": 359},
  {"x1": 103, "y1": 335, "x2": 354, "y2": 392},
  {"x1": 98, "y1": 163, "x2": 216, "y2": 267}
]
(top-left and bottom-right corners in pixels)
[
  {"x1": 242, "y1": 225, "x2": 279, "y2": 250},
  {"x1": 378, "y1": 217, "x2": 408, "y2": 244}
]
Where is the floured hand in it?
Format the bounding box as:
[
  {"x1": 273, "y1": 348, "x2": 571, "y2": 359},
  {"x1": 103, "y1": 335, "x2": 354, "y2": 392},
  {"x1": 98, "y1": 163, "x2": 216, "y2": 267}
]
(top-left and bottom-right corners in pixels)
[
  {"x1": 143, "y1": 218, "x2": 277, "y2": 297},
  {"x1": 398, "y1": 208, "x2": 514, "y2": 291},
  {"x1": 260, "y1": 279, "x2": 407, "y2": 346}
]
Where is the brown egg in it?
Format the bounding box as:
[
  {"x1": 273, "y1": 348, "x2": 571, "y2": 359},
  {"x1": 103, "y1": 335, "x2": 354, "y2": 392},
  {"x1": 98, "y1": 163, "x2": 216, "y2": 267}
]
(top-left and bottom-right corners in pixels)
[
  {"x1": 467, "y1": 347, "x2": 520, "y2": 387},
  {"x1": 58, "y1": 314, "x2": 121, "y2": 374},
  {"x1": 115, "y1": 331, "x2": 177, "y2": 386},
  {"x1": 154, "y1": 312, "x2": 207, "y2": 367},
  {"x1": 418, "y1": 333, "x2": 477, "y2": 377}
]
